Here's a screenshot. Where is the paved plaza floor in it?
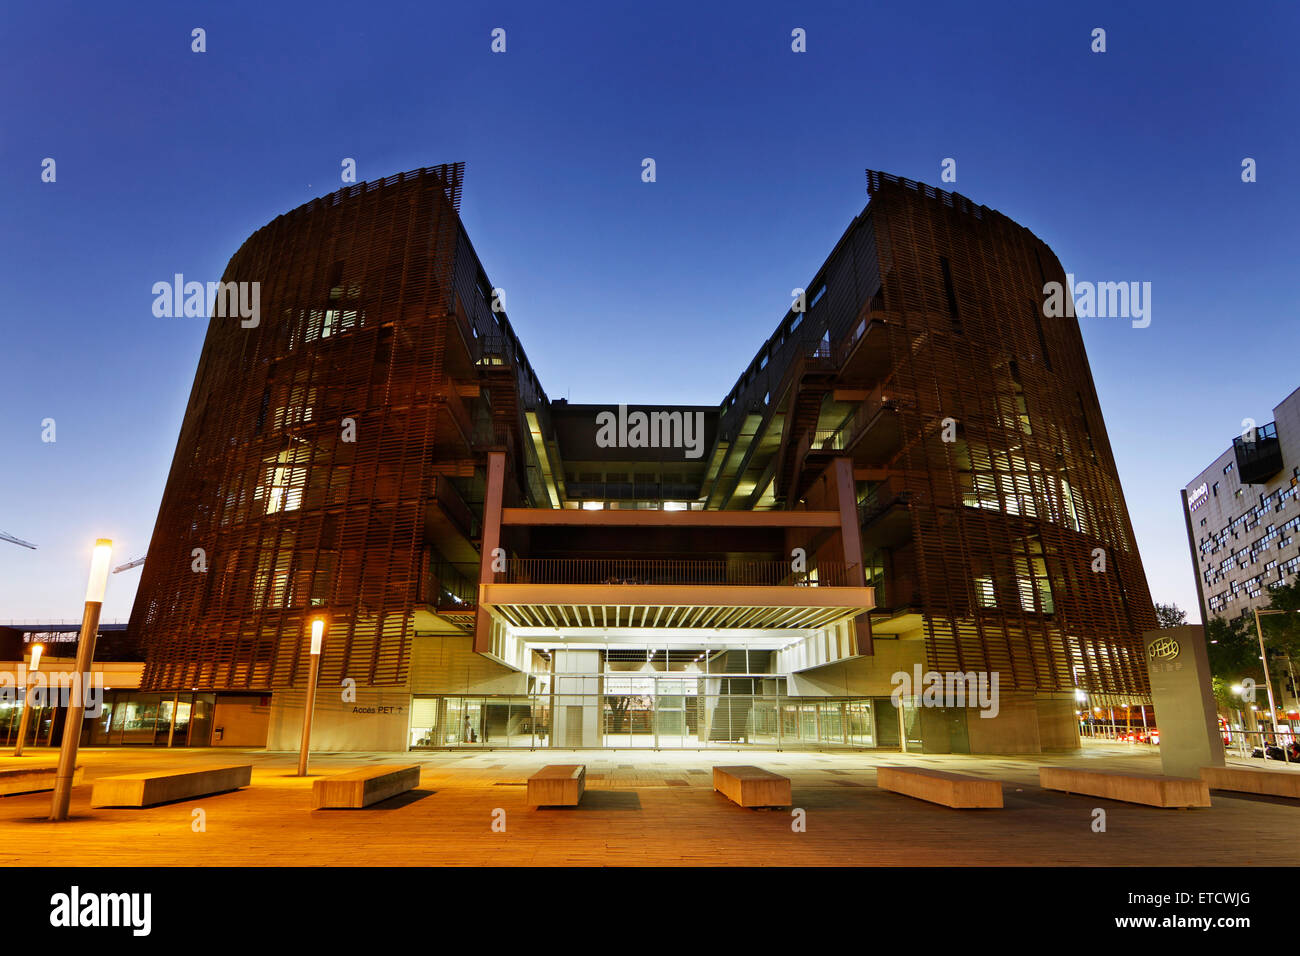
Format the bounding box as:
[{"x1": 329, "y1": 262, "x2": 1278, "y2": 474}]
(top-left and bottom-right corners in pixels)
[{"x1": 2, "y1": 742, "x2": 1297, "y2": 866}]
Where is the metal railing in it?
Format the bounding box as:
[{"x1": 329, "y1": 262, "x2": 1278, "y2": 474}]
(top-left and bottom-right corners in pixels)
[
  {"x1": 858, "y1": 480, "x2": 910, "y2": 526},
  {"x1": 810, "y1": 429, "x2": 846, "y2": 452},
  {"x1": 421, "y1": 559, "x2": 478, "y2": 607},
  {"x1": 497, "y1": 559, "x2": 860, "y2": 588},
  {"x1": 1079, "y1": 722, "x2": 1300, "y2": 765},
  {"x1": 1223, "y1": 728, "x2": 1300, "y2": 764},
  {"x1": 564, "y1": 482, "x2": 701, "y2": 502}
]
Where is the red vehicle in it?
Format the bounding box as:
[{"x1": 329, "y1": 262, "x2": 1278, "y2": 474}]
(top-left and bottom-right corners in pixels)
[{"x1": 1119, "y1": 730, "x2": 1158, "y2": 744}]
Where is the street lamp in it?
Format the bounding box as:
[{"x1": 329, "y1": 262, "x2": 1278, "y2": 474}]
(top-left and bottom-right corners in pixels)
[
  {"x1": 1252, "y1": 607, "x2": 1300, "y2": 758},
  {"x1": 13, "y1": 644, "x2": 44, "y2": 757},
  {"x1": 296, "y1": 617, "x2": 325, "y2": 777},
  {"x1": 50, "y1": 538, "x2": 112, "y2": 821}
]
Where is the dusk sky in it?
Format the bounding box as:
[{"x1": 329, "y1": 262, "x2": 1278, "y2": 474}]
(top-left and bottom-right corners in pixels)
[{"x1": 1, "y1": 0, "x2": 1296, "y2": 623}]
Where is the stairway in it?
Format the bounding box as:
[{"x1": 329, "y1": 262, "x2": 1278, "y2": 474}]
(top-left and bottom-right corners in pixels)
[{"x1": 706, "y1": 651, "x2": 773, "y2": 742}]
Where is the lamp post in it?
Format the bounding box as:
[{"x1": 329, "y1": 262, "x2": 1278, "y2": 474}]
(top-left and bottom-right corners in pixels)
[
  {"x1": 1252, "y1": 607, "x2": 1300, "y2": 758},
  {"x1": 296, "y1": 617, "x2": 325, "y2": 777},
  {"x1": 1231, "y1": 684, "x2": 1248, "y2": 756},
  {"x1": 13, "y1": 644, "x2": 43, "y2": 757},
  {"x1": 50, "y1": 539, "x2": 112, "y2": 821}
]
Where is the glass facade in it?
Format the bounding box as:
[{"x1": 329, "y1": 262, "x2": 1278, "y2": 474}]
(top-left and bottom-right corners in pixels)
[
  {"x1": 88, "y1": 691, "x2": 217, "y2": 746},
  {"x1": 409, "y1": 687, "x2": 893, "y2": 750}
]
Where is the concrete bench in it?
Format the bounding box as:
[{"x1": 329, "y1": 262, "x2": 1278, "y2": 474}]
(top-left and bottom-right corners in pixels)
[
  {"x1": 877, "y1": 766, "x2": 1003, "y2": 808},
  {"x1": 1202, "y1": 765, "x2": 1300, "y2": 799},
  {"x1": 0, "y1": 764, "x2": 83, "y2": 797},
  {"x1": 312, "y1": 764, "x2": 421, "y2": 809},
  {"x1": 527, "y1": 765, "x2": 586, "y2": 806},
  {"x1": 1039, "y1": 766, "x2": 1209, "y2": 808},
  {"x1": 713, "y1": 765, "x2": 792, "y2": 808},
  {"x1": 90, "y1": 764, "x2": 253, "y2": 808}
]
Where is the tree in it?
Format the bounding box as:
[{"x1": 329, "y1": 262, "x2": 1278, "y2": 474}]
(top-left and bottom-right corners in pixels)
[
  {"x1": 1211, "y1": 676, "x2": 1239, "y2": 716},
  {"x1": 1261, "y1": 578, "x2": 1300, "y2": 660},
  {"x1": 1155, "y1": 602, "x2": 1187, "y2": 628},
  {"x1": 1205, "y1": 614, "x2": 1258, "y2": 682}
]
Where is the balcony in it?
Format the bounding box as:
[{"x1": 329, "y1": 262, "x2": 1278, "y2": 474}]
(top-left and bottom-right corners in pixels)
[
  {"x1": 1234, "y1": 421, "x2": 1283, "y2": 484},
  {"x1": 832, "y1": 316, "x2": 894, "y2": 386},
  {"x1": 858, "y1": 479, "x2": 913, "y2": 549},
  {"x1": 419, "y1": 556, "x2": 478, "y2": 614},
  {"x1": 474, "y1": 332, "x2": 515, "y2": 369},
  {"x1": 826, "y1": 384, "x2": 907, "y2": 465}
]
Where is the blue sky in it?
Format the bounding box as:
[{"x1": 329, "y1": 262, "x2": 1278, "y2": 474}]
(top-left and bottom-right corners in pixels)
[{"x1": 1, "y1": 0, "x2": 1296, "y2": 622}]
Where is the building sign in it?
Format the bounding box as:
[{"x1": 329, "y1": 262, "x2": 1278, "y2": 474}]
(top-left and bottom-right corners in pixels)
[
  {"x1": 1148, "y1": 635, "x2": 1181, "y2": 662},
  {"x1": 1142, "y1": 624, "x2": 1224, "y2": 776},
  {"x1": 1187, "y1": 482, "x2": 1209, "y2": 511}
]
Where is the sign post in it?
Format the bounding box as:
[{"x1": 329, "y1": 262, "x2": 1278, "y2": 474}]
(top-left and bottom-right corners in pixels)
[{"x1": 1142, "y1": 624, "x2": 1225, "y2": 778}]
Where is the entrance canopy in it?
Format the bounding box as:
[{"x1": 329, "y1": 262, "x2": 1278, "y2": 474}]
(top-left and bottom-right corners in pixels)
[
  {"x1": 478, "y1": 570, "x2": 873, "y2": 667},
  {"x1": 481, "y1": 581, "x2": 870, "y2": 635}
]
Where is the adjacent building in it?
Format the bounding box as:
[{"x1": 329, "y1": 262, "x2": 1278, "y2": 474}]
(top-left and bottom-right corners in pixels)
[
  {"x1": 1182, "y1": 387, "x2": 1300, "y2": 621},
  {"x1": 125, "y1": 166, "x2": 1158, "y2": 753}
]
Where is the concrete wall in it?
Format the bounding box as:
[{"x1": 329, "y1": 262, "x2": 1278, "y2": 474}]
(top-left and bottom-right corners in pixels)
[
  {"x1": 1035, "y1": 696, "x2": 1081, "y2": 751},
  {"x1": 408, "y1": 634, "x2": 526, "y2": 695},
  {"x1": 212, "y1": 695, "x2": 271, "y2": 747},
  {"x1": 268, "y1": 685, "x2": 411, "y2": 752},
  {"x1": 787, "y1": 638, "x2": 925, "y2": 697},
  {"x1": 965, "y1": 693, "x2": 1042, "y2": 754}
]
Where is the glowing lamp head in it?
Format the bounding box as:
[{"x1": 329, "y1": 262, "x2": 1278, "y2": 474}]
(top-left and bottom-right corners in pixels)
[
  {"x1": 310, "y1": 618, "x2": 325, "y2": 655},
  {"x1": 29, "y1": 644, "x2": 43, "y2": 671},
  {"x1": 85, "y1": 539, "x2": 113, "y2": 604}
]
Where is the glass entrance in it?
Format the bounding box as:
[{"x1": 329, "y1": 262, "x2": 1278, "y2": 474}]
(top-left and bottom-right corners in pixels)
[{"x1": 410, "y1": 688, "x2": 889, "y2": 750}]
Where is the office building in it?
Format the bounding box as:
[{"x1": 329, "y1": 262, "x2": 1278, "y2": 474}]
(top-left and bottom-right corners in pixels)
[{"x1": 126, "y1": 167, "x2": 1157, "y2": 752}]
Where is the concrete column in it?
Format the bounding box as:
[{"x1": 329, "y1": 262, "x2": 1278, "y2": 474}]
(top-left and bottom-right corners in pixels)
[
  {"x1": 475, "y1": 451, "x2": 506, "y2": 653},
  {"x1": 831, "y1": 457, "x2": 872, "y2": 656}
]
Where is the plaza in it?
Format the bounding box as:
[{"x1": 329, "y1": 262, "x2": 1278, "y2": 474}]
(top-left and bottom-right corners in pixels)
[{"x1": 2, "y1": 742, "x2": 1296, "y2": 867}]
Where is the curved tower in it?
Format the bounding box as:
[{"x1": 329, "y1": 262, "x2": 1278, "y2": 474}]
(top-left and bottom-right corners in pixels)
[
  {"x1": 714, "y1": 171, "x2": 1156, "y2": 737},
  {"x1": 132, "y1": 164, "x2": 548, "y2": 696}
]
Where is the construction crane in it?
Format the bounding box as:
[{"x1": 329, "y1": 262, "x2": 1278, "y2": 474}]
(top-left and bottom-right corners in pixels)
[
  {"x1": 113, "y1": 555, "x2": 146, "y2": 574},
  {"x1": 1, "y1": 530, "x2": 37, "y2": 550}
]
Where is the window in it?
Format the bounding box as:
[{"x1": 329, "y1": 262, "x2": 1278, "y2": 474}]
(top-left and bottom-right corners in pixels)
[
  {"x1": 1031, "y1": 304, "x2": 1053, "y2": 371},
  {"x1": 263, "y1": 447, "x2": 310, "y2": 514},
  {"x1": 975, "y1": 576, "x2": 996, "y2": 608},
  {"x1": 940, "y1": 256, "x2": 961, "y2": 333}
]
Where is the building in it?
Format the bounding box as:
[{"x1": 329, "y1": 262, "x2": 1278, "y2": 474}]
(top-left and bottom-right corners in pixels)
[
  {"x1": 1182, "y1": 386, "x2": 1300, "y2": 621},
  {"x1": 126, "y1": 166, "x2": 1157, "y2": 753},
  {"x1": 0, "y1": 621, "x2": 268, "y2": 748}
]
